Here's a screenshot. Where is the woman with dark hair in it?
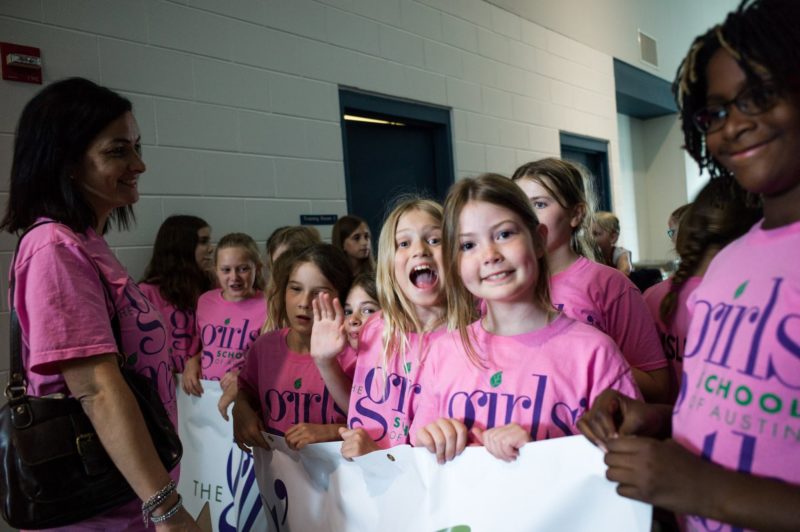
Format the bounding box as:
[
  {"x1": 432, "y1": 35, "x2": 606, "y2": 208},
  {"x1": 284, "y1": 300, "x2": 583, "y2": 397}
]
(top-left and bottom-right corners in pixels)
[
  {"x1": 1, "y1": 78, "x2": 198, "y2": 530},
  {"x1": 140, "y1": 215, "x2": 214, "y2": 373},
  {"x1": 332, "y1": 214, "x2": 375, "y2": 275}
]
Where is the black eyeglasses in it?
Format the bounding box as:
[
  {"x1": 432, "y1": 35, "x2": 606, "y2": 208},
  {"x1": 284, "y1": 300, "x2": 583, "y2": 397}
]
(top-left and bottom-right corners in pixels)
[{"x1": 692, "y1": 84, "x2": 780, "y2": 134}]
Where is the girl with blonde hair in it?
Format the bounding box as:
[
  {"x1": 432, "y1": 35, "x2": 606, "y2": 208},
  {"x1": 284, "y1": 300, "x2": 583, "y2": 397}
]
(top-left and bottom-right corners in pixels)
[
  {"x1": 513, "y1": 158, "x2": 669, "y2": 402},
  {"x1": 311, "y1": 197, "x2": 447, "y2": 458},
  {"x1": 410, "y1": 174, "x2": 638, "y2": 463}
]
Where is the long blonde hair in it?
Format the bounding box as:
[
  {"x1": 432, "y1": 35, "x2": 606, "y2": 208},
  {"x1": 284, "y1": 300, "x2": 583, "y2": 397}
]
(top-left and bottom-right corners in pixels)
[
  {"x1": 443, "y1": 174, "x2": 551, "y2": 366},
  {"x1": 375, "y1": 197, "x2": 444, "y2": 370}
]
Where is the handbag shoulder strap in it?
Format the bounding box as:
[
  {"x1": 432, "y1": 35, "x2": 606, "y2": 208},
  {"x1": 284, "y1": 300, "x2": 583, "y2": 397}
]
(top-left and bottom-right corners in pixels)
[
  {"x1": 6, "y1": 222, "x2": 124, "y2": 402},
  {"x1": 7, "y1": 221, "x2": 57, "y2": 401}
]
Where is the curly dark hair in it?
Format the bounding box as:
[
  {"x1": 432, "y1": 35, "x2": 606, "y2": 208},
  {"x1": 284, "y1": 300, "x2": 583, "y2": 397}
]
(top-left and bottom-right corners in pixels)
[{"x1": 673, "y1": 0, "x2": 800, "y2": 179}]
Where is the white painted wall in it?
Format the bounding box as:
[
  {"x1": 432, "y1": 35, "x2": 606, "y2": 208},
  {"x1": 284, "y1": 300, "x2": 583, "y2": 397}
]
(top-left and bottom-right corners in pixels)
[
  {"x1": 618, "y1": 113, "x2": 695, "y2": 263},
  {"x1": 0, "y1": 0, "x2": 627, "y2": 386},
  {"x1": 616, "y1": 113, "x2": 644, "y2": 262},
  {"x1": 487, "y1": 0, "x2": 739, "y2": 82}
]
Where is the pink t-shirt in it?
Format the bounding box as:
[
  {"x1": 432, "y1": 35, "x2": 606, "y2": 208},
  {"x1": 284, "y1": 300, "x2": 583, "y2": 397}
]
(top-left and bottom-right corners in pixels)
[
  {"x1": 195, "y1": 289, "x2": 266, "y2": 380},
  {"x1": 347, "y1": 314, "x2": 445, "y2": 449},
  {"x1": 139, "y1": 282, "x2": 200, "y2": 374},
  {"x1": 643, "y1": 276, "x2": 702, "y2": 397},
  {"x1": 238, "y1": 328, "x2": 356, "y2": 436},
  {"x1": 672, "y1": 219, "x2": 800, "y2": 532},
  {"x1": 410, "y1": 315, "x2": 640, "y2": 445},
  {"x1": 550, "y1": 256, "x2": 666, "y2": 372},
  {"x1": 12, "y1": 222, "x2": 176, "y2": 529}
]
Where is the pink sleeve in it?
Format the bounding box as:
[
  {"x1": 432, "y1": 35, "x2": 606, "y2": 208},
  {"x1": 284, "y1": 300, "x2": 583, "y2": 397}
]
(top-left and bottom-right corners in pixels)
[
  {"x1": 186, "y1": 311, "x2": 201, "y2": 358},
  {"x1": 642, "y1": 283, "x2": 662, "y2": 325},
  {"x1": 337, "y1": 346, "x2": 357, "y2": 378},
  {"x1": 17, "y1": 239, "x2": 118, "y2": 375},
  {"x1": 606, "y1": 287, "x2": 667, "y2": 372},
  {"x1": 194, "y1": 293, "x2": 207, "y2": 340},
  {"x1": 590, "y1": 340, "x2": 643, "y2": 403}
]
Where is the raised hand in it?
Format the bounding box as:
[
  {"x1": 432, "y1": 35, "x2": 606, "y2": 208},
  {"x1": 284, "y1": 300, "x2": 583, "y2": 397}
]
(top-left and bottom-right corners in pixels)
[{"x1": 310, "y1": 292, "x2": 347, "y2": 362}]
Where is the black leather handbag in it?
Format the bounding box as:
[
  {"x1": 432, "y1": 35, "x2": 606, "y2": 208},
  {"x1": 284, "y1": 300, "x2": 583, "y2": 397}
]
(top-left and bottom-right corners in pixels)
[{"x1": 0, "y1": 222, "x2": 182, "y2": 529}]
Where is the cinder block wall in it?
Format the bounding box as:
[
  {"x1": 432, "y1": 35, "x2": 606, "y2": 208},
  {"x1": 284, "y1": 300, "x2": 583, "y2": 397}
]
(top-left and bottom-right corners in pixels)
[{"x1": 0, "y1": 0, "x2": 622, "y2": 386}]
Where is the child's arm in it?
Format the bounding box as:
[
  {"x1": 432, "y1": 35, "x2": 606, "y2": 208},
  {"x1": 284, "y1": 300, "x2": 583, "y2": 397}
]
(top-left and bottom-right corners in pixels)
[
  {"x1": 217, "y1": 370, "x2": 239, "y2": 421},
  {"x1": 631, "y1": 367, "x2": 671, "y2": 404},
  {"x1": 310, "y1": 293, "x2": 352, "y2": 412},
  {"x1": 415, "y1": 418, "x2": 469, "y2": 464},
  {"x1": 182, "y1": 352, "x2": 204, "y2": 397},
  {"x1": 605, "y1": 436, "x2": 800, "y2": 531},
  {"x1": 472, "y1": 424, "x2": 531, "y2": 462},
  {"x1": 339, "y1": 427, "x2": 381, "y2": 459},
  {"x1": 577, "y1": 388, "x2": 672, "y2": 450},
  {"x1": 285, "y1": 423, "x2": 345, "y2": 451},
  {"x1": 232, "y1": 388, "x2": 269, "y2": 452},
  {"x1": 615, "y1": 249, "x2": 632, "y2": 276}
]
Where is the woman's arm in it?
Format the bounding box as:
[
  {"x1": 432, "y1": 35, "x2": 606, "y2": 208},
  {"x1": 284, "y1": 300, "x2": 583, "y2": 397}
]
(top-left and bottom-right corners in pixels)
[{"x1": 61, "y1": 354, "x2": 198, "y2": 530}]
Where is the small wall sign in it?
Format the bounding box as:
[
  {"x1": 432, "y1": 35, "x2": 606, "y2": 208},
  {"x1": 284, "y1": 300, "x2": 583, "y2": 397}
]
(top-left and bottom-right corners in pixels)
[{"x1": 300, "y1": 214, "x2": 338, "y2": 225}]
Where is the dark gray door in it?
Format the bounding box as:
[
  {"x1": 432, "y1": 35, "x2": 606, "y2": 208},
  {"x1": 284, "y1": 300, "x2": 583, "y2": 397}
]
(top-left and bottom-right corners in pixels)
[
  {"x1": 560, "y1": 132, "x2": 612, "y2": 212},
  {"x1": 340, "y1": 89, "x2": 455, "y2": 243}
]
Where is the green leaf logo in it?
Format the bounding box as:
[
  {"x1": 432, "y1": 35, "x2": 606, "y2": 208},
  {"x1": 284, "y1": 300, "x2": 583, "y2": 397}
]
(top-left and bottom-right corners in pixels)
[
  {"x1": 436, "y1": 526, "x2": 471, "y2": 532},
  {"x1": 490, "y1": 371, "x2": 502, "y2": 388},
  {"x1": 224, "y1": 318, "x2": 231, "y2": 325},
  {"x1": 404, "y1": 362, "x2": 412, "y2": 374},
  {"x1": 293, "y1": 378, "x2": 302, "y2": 389},
  {"x1": 733, "y1": 281, "x2": 748, "y2": 299}
]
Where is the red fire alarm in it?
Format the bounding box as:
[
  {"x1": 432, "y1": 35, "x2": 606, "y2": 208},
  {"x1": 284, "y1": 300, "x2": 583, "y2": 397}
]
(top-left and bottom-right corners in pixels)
[{"x1": 1, "y1": 42, "x2": 43, "y2": 84}]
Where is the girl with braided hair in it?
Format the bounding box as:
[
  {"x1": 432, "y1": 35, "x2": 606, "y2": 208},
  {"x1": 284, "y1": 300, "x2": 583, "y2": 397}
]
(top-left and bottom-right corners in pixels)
[
  {"x1": 579, "y1": 1, "x2": 800, "y2": 529},
  {"x1": 642, "y1": 179, "x2": 761, "y2": 403}
]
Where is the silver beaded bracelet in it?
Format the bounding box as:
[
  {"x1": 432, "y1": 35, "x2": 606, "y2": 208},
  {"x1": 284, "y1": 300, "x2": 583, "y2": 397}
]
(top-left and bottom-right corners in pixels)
[
  {"x1": 150, "y1": 494, "x2": 183, "y2": 525},
  {"x1": 141, "y1": 480, "x2": 177, "y2": 526}
]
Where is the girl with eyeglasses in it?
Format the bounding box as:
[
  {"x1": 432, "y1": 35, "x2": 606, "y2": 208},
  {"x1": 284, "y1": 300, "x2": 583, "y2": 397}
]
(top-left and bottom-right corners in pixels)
[{"x1": 579, "y1": 1, "x2": 800, "y2": 529}]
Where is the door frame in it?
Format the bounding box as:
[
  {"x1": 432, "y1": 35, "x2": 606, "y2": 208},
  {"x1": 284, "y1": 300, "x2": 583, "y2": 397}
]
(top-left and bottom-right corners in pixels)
[
  {"x1": 338, "y1": 88, "x2": 455, "y2": 214},
  {"x1": 560, "y1": 132, "x2": 612, "y2": 211}
]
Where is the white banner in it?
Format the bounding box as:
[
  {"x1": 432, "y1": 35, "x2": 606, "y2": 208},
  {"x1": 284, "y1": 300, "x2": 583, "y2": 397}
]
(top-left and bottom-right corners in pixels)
[
  {"x1": 177, "y1": 379, "x2": 266, "y2": 532},
  {"x1": 177, "y1": 383, "x2": 651, "y2": 531},
  {"x1": 254, "y1": 435, "x2": 651, "y2": 532}
]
